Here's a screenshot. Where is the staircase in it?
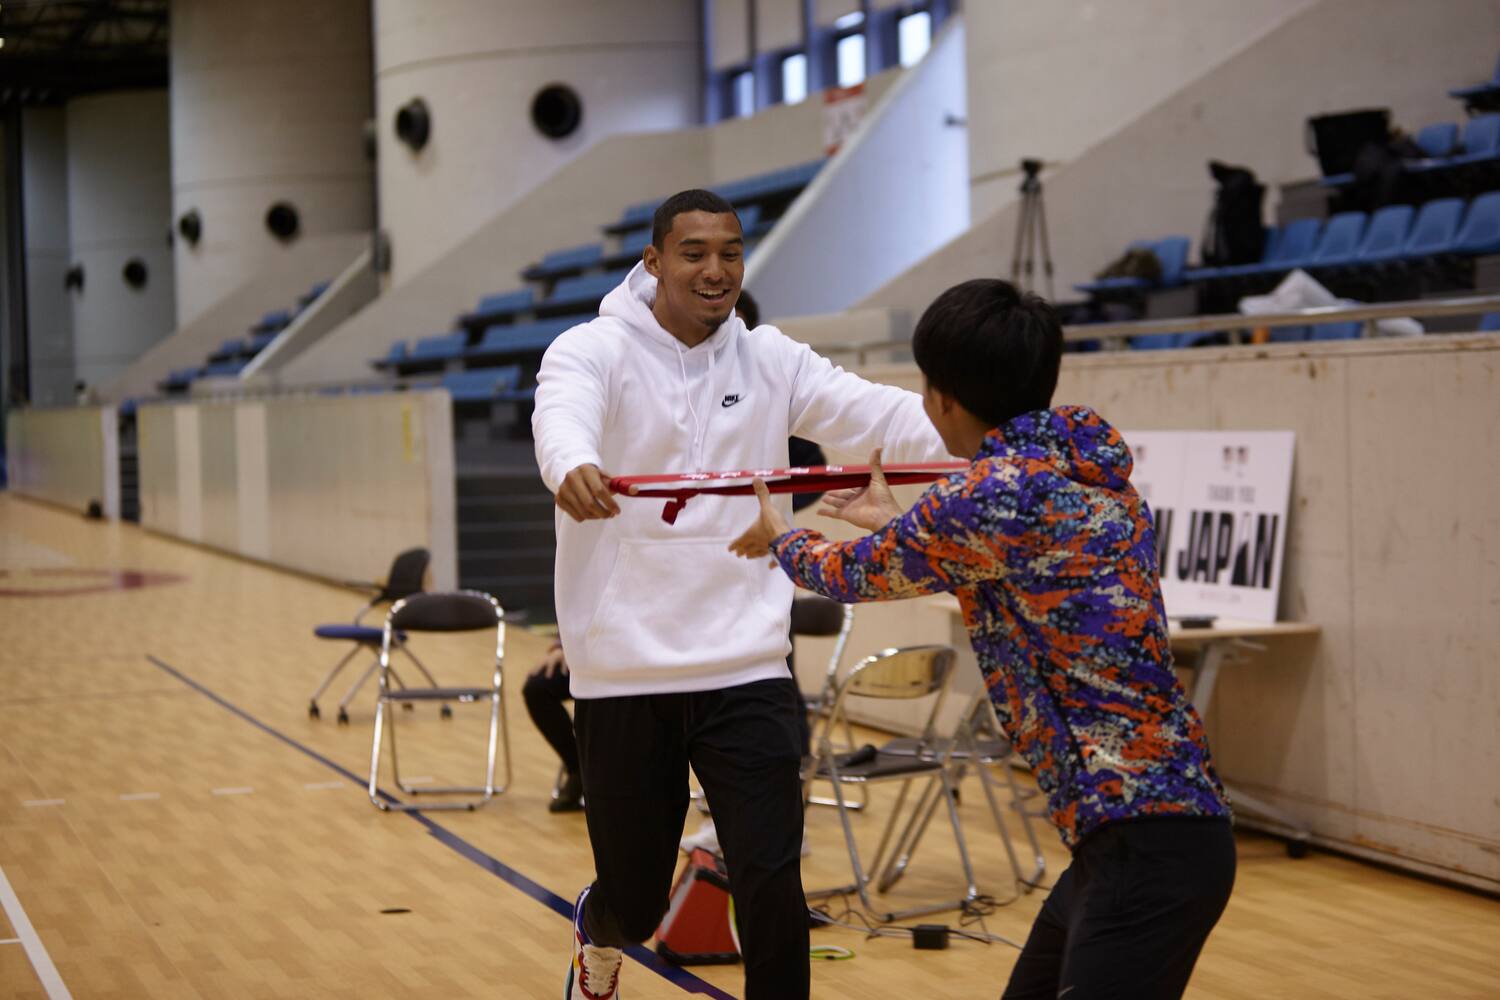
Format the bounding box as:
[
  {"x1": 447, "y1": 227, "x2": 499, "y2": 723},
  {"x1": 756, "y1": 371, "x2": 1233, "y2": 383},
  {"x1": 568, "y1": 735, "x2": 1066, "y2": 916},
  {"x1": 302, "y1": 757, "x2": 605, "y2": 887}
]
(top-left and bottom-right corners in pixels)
[{"x1": 454, "y1": 433, "x2": 557, "y2": 623}]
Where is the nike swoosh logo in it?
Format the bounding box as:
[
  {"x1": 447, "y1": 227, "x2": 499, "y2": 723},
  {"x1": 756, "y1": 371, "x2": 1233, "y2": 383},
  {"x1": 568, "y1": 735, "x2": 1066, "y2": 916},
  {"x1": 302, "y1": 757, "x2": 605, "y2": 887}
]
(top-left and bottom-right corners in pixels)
[
  {"x1": 1059, "y1": 987, "x2": 1076, "y2": 997},
  {"x1": 721, "y1": 394, "x2": 743, "y2": 408}
]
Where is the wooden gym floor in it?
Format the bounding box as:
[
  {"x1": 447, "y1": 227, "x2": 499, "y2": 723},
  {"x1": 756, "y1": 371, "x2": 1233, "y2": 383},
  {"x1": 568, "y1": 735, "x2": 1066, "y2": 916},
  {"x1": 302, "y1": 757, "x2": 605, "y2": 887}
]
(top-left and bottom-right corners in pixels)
[{"x1": 1, "y1": 493, "x2": 1497, "y2": 999}]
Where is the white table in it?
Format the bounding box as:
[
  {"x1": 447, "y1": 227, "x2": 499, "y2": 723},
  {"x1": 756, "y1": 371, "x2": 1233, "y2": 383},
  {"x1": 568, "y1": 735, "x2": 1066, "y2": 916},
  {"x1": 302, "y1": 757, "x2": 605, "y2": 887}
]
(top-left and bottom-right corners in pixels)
[{"x1": 930, "y1": 595, "x2": 1321, "y2": 855}]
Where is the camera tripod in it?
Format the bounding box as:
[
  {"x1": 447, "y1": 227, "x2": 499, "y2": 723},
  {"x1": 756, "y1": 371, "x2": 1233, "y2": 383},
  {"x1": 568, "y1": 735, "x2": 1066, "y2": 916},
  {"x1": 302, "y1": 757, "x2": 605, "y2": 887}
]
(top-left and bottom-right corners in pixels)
[{"x1": 1010, "y1": 158, "x2": 1055, "y2": 300}]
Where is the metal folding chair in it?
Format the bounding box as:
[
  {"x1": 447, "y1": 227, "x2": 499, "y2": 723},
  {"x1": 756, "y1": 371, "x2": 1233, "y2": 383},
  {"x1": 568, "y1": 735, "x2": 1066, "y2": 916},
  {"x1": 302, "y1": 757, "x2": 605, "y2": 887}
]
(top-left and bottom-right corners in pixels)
[
  {"x1": 804, "y1": 645, "x2": 980, "y2": 922},
  {"x1": 367, "y1": 590, "x2": 511, "y2": 812},
  {"x1": 793, "y1": 597, "x2": 868, "y2": 810},
  {"x1": 874, "y1": 692, "x2": 1047, "y2": 897},
  {"x1": 309, "y1": 547, "x2": 443, "y2": 724}
]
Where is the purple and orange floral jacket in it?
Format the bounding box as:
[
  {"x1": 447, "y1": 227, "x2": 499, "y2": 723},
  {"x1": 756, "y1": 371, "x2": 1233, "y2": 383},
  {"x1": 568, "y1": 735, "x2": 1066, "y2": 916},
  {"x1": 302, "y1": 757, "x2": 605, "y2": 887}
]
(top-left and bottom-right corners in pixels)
[{"x1": 771, "y1": 405, "x2": 1230, "y2": 849}]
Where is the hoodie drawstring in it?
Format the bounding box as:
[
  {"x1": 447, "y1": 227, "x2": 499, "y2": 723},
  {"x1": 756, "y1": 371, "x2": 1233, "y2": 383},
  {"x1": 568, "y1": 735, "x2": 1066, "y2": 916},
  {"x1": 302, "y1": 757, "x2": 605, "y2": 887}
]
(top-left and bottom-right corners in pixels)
[{"x1": 674, "y1": 339, "x2": 716, "y2": 470}]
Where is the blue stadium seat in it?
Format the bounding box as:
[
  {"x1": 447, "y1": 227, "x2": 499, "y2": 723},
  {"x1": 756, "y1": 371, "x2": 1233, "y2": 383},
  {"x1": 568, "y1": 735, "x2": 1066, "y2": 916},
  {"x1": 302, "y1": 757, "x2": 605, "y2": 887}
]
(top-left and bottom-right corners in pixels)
[
  {"x1": 457, "y1": 288, "x2": 535, "y2": 333},
  {"x1": 524, "y1": 243, "x2": 605, "y2": 280},
  {"x1": 1186, "y1": 226, "x2": 1284, "y2": 281},
  {"x1": 1394, "y1": 198, "x2": 1466, "y2": 260},
  {"x1": 253, "y1": 308, "x2": 293, "y2": 333},
  {"x1": 209, "y1": 338, "x2": 247, "y2": 362},
  {"x1": 372, "y1": 340, "x2": 408, "y2": 370},
  {"x1": 408, "y1": 331, "x2": 468, "y2": 364},
  {"x1": 604, "y1": 226, "x2": 653, "y2": 267},
  {"x1": 1454, "y1": 190, "x2": 1500, "y2": 254},
  {"x1": 1310, "y1": 321, "x2": 1363, "y2": 341},
  {"x1": 1075, "y1": 236, "x2": 1191, "y2": 295},
  {"x1": 467, "y1": 317, "x2": 578, "y2": 363},
  {"x1": 202, "y1": 359, "x2": 246, "y2": 378},
  {"x1": 1414, "y1": 122, "x2": 1460, "y2": 159},
  {"x1": 1303, "y1": 212, "x2": 1367, "y2": 268},
  {"x1": 1349, "y1": 205, "x2": 1415, "y2": 265},
  {"x1": 440, "y1": 365, "x2": 523, "y2": 405},
  {"x1": 540, "y1": 268, "x2": 631, "y2": 315},
  {"x1": 1479, "y1": 312, "x2": 1500, "y2": 332},
  {"x1": 1454, "y1": 113, "x2": 1500, "y2": 164}
]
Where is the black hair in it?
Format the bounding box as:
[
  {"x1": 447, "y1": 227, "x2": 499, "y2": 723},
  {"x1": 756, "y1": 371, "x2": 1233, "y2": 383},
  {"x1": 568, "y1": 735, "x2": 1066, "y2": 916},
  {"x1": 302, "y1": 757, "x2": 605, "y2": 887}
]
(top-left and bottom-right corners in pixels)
[
  {"x1": 735, "y1": 288, "x2": 760, "y2": 328},
  {"x1": 911, "y1": 279, "x2": 1064, "y2": 428},
  {"x1": 651, "y1": 189, "x2": 740, "y2": 249}
]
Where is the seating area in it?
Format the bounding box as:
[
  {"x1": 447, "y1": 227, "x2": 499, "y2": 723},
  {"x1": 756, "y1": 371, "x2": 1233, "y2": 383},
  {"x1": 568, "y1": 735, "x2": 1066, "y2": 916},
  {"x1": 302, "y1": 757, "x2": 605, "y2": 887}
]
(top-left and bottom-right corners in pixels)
[
  {"x1": 368, "y1": 160, "x2": 822, "y2": 408},
  {"x1": 1069, "y1": 52, "x2": 1500, "y2": 342},
  {"x1": 157, "y1": 281, "x2": 328, "y2": 394}
]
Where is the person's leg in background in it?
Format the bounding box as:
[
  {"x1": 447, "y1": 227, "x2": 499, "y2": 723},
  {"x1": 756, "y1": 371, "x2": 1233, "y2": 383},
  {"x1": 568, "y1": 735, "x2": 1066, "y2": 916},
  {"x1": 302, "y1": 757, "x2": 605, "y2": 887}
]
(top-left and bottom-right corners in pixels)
[
  {"x1": 521, "y1": 644, "x2": 584, "y2": 812},
  {"x1": 687, "y1": 678, "x2": 810, "y2": 1000}
]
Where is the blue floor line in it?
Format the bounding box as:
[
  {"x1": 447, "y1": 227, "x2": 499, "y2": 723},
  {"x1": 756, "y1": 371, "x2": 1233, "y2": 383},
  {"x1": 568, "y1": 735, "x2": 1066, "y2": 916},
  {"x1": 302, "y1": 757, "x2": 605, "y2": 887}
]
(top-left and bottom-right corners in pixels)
[{"x1": 144, "y1": 654, "x2": 737, "y2": 1000}]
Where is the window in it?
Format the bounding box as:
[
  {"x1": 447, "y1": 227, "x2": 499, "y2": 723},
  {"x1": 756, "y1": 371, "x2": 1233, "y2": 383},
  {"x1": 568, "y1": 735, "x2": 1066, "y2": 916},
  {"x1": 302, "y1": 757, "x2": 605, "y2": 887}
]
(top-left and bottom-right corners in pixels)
[
  {"x1": 897, "y1": 10, "x2": 932, "y2": 67},
  {"x1": 836, "y1": 32, "x2": 866, "y2": 87},
  {"x1": 781, "y1": 52, "x2": 809, "y2": 105},
  {"x1": 732, "y1": 68, "x2": 756, "y2": 117}
]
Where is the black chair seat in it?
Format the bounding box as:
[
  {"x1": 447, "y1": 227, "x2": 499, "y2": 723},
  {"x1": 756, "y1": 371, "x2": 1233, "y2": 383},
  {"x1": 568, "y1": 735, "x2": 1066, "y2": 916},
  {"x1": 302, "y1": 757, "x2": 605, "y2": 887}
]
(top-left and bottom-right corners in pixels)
[{"x1": 816, "y1": 753, "x2": 943, "y2": 782}]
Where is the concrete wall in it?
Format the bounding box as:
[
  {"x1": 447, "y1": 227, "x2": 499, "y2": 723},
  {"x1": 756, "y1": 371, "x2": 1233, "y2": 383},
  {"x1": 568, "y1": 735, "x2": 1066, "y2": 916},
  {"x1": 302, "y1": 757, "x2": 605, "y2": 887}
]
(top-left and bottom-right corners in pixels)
[
  {"x1": 5, "y1": 405, "x2": 117, "y2": 516},
  {"x1": 102, "y1": 232, "x2": 369, "y2": 403},
  {"x1": 21, "y1": 108, "x2": 73, "y2": 407},
  {"x1": 373, "y1": 0, "x2": 700, "y2": 286},
  {"x1": 964, "y1": 0, "x2": 1311, "y2": 218},
  {"x1": 66, "y1": 90, "x2": 176, "y2": 392},
  {"x1": 137, "y1": 390, "x2": 457, "y2": 590},
  {"x1": 745, "y1": 18, "x2": 969, "y2": 319},
  {"x1": 788, "y1": 333, "x2": 1500, "y2": 893},
  {"x1": 170, "y1": 0, "x2": 373, "y2": 326},
  {"x1": 868, "y1": 0, "x2": 1500, "y2": 313}
]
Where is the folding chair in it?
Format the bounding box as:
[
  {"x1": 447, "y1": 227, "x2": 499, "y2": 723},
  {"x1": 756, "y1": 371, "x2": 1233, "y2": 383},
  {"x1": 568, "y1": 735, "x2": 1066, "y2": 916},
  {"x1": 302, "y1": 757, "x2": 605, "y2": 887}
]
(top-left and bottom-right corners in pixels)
[
  {"x1": 793, "y1": 597, "x2": 868, "y2": 810},
  {"x1": 308, "y1": 547, "x2": 443, "y2": 724},
  {"x1": 368, "y1": 590, "x2": 511, "y2": 812},
  {"x1": 874, "y1": 692, "x2": 1047, "y2": 898},
  {"x1": 804, "y1": 645, "x2": 980, "y2": 922}
]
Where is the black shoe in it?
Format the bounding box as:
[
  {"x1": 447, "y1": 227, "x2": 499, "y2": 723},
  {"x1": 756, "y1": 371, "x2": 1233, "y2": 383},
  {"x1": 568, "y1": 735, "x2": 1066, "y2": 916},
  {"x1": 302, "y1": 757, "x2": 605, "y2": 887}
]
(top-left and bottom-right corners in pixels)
[{"x1": 549, "y1": 772, "x2": 585, "y2": 813}]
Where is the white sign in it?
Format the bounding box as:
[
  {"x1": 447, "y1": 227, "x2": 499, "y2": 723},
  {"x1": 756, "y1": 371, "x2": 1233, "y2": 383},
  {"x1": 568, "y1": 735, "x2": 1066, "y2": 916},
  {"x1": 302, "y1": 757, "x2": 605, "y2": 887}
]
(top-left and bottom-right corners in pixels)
[
  {"x1": 822, "y1": 83, "x2": 867, "y2": 156},
  {"x1": 1126, "y1": 430, "x2": 1295, "y2": 623}
]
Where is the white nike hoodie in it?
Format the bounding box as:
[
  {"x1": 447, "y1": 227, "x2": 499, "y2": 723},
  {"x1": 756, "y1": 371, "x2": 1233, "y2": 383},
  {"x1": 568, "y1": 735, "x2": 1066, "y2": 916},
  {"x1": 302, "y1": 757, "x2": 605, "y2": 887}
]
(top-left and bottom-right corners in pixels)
[{"x1": 533, "y1": 263, "x2": 948, "y2": 698}]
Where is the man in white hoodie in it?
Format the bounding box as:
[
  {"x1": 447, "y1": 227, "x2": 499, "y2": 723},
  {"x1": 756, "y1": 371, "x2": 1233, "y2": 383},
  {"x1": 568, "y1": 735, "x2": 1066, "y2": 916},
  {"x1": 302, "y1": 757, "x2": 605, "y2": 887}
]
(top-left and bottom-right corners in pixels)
[{"x1": 535, "y1": 189, "x2": 946, "y2": 1000}]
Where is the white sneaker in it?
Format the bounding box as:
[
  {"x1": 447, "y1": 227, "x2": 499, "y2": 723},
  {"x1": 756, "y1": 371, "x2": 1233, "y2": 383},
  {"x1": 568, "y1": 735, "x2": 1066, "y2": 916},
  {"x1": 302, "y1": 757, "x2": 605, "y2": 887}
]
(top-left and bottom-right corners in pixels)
[
  {"x1": 565, "y1": 885, "x2": 623, "y2": 999},
  {"x1": 679, "y1": 818, "x2": 720, "y2": 854}
]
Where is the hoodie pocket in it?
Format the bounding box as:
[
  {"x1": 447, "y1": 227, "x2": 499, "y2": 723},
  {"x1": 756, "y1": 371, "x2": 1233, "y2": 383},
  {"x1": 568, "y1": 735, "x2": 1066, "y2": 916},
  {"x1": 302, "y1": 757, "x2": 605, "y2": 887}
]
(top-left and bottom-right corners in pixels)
[{"x1": 582, "y1": 538, "x2": 787, "y2": 677}]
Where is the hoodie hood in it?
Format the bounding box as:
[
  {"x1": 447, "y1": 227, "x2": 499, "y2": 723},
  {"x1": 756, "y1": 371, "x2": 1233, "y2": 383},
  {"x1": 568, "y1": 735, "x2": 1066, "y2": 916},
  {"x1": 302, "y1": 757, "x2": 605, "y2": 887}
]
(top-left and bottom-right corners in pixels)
[
  {"x1": 981, "y1": 405, "x2": 1134, "y2": 491},
  {"x1": 599, "y1": 262, "x2": 743, "y2": 358}
]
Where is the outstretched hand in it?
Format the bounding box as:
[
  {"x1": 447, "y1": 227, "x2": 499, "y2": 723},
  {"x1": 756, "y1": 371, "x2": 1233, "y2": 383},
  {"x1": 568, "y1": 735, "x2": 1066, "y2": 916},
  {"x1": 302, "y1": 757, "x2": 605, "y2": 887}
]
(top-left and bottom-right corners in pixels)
[
  {"x1": 555, "y1": 463, "x2": 626, "y2": 522},
  {"x1": 817, "y1": 448, "x2": 903, "y2": 531},
  {"x1": 728, "y1": 479, "x2": 791, "y2": 565}
]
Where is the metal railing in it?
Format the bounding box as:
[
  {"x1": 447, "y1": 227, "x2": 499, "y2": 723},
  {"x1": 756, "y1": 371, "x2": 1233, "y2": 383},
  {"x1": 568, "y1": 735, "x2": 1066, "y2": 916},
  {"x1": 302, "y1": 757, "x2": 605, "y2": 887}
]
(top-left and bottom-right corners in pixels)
[{"x1": 817, "y1": 293, "x2": 1500, "y2": 365}]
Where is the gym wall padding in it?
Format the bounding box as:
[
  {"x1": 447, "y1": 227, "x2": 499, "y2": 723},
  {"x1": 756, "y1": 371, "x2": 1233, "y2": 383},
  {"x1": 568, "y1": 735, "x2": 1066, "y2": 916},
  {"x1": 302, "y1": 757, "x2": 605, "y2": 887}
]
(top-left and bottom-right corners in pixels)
[
  {"x1": 5, "y1": 406, "x2": 119, "y2": 519},
  {"x1": 136, "y1": 391, "x2": 457, "y2": 591}
]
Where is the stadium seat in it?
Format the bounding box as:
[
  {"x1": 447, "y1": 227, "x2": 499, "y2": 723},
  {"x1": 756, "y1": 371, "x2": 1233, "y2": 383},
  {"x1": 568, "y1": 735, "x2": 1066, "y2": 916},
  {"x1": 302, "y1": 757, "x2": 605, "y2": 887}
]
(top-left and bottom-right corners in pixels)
[
  {"x1": 538, "y1": 268, "x2": 631, "y2": 316},
  {"x1": 1453, "y1": 190, "x2": 1500, "y2": 254},
  {"x1": 458, "y1": 288, "x2": 536, "y2": 333},
  {"x1": 1454, "y1": 113, "x2": 1500, "y2": 164},
  {"x1": 1414, "y1": 122, "x2": 1460, "y2": 159},
  {"x1": 1479, "y1": 312, "x2": 1500, "y2": 331},
  {"x1": 440, "y1": 365, "x2": 524, "y2": 405},
  {"x1": 466, "y1": 317, "x2": 579, "y2": 364},
  {"x1": 400, "y1": 332, "x2": 468, "y2": 373},
  {"x1": 523, "y1": 243, "x2": 605, "y2": 281},
  {"x1": 1347, "y1": 205, "x2": 1414, "y2": 266},
  {"x1": 1393, "y1": 197, "x2": 1466, "y2": 260},
  {"x1": 1305, "y1": 211, "x2": 1368, "y2": 268},
  {"x1": 1075, "y1": 235, "x2": 1191, "y2": 295}
]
